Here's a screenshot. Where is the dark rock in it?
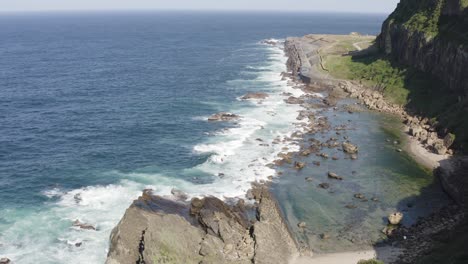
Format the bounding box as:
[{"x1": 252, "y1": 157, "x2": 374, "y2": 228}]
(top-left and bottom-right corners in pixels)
[
  {"x1": 0, "y1": 258, "x2": 11, "y2": 264},
  {"x1": 208, "y1": 112, "x2": 240, "y2": 122},
  {"x1": 318, "y1": 183, "x2": 330, "y2": 189}
]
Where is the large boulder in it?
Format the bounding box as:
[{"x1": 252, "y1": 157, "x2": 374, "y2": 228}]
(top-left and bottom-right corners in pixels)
[{"x1": 388, "y1": 212, "x2": 403, "y2": 225}]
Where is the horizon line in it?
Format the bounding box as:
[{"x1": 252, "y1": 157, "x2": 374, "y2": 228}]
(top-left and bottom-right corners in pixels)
[{"x1": 0, "y1": 8, "x2": 392, "y2": 15}]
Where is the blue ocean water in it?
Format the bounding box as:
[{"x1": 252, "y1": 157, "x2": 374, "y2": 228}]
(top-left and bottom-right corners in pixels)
[{"x1": 0, "y1": 11, "x2": 385, "y2": 263}]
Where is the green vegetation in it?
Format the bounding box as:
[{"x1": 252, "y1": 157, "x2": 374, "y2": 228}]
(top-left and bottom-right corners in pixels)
[
  {"x1": 389, "y1": 0, "x2": 444, "y2": 37},
  {"x1": 357, "y1": 259, "x2": 384, "y2": 264},
  {"x1": 387, "y1": 0, "x2": 468, "y2": 44},
  {"x1": 324, "y1": 42, "x2": 468, "y2": 150}
]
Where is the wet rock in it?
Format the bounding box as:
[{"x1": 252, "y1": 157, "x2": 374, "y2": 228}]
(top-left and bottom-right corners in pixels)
[
  {"x1": 318, "y1": 183, "x2": 330, "y2": 189},
  {"x1": 328, "y1": 172, "x2": 343, "y2": 180},
  {"x1": 240, "y1": 92, "x2": 269, "y2": 100},
  {"x1": 350, "y1": 154, "x2": 358, "y2": 160},
  {"x1": 246, "y1": 190, "x2": 254, "y2": 200},
  {"x1": 73, "y1": 220, "x2": 96, "y2": 231},
  {"x1": 300, "y1": 149, "x2": 312, "y2": 156},
  {"x1": 332, "y1": 156, "x2": 339, "y2": 160},
  {"x1": 297, "y1": 222, "x2": 307, "y2": 228},
  {"x1": 312, "y1": 161, "x2": 321, "y2": 166},
  {"x1": 284, "y1": 96, "x2": 305, "y2": 104},
  {"x1": 171, "y1": 188, "x2": 188, "y2": 201},
  {"x1": 190, "y1": 197, "x2": 204, "y2": 215},
  {"x1": 261, "y1": 39, "x2": 280, "y2": 45},
  {"x1": 208, "y1": 112, "x2": 240, "y2": 122},
  {"x1": 218, "y1": 173, "x2": 225, "y2": 178},
  {"x1": 75, "y1": 242, "x2": 82, "y2": 247},
  {"x1": 345, "y1": 204, "x2": 357, "y2": 209},
  {"x1": 396, "y1": 148, "x2": 403, "y2": 152},
  {"x1": 371, "y1": 197, "x2": 379, "y2": 202},
  {"x1": 388, "y1": 212, "x2": 404, "y2": 225},
  {"x1": 74, "y1": 193, "x2": 82, "y2": 203},
  {"x1": 305, "y1": 177, "x2": 313, "y2": 182},
  {"x1": 320, "y1": 233, "x2": 330, "y2": 240},
  {"x1": 342, "y1": 142, "x2": 359, "y2": 154},
  {"x1": 294, "y1": 162, "x2": 306, "y2": 170},
  {"x1": 0, "y1": 258, "x2": 11, "y2": 264}
]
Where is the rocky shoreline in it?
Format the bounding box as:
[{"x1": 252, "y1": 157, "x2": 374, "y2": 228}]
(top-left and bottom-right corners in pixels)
[
  {"x1": 284, "y1": 33, "x2": 468, "y2": 263},
  {"x1": 105, "y1": 35, "x2": 467, "y2": 264}
]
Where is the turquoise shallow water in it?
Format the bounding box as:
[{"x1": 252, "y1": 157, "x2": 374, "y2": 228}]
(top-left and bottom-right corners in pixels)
[{"x1": 272, "y1": 98, "x2": 450, "y2": 253}]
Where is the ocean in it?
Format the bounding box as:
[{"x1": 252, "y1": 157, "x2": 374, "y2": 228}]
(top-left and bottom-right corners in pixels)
[{"x1": 1, "y1": 11, "x2": 391, "y2": 263}]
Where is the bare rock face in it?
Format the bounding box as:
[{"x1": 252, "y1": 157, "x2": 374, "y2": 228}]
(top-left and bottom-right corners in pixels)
[{"x1": 106, "y1": 186, "x2": 299, "y2": 264}]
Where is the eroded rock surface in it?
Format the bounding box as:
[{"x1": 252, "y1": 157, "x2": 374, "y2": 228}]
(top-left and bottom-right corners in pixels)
[{"x1": 106, "y1": 186, "x2": 299, "y2": 264}]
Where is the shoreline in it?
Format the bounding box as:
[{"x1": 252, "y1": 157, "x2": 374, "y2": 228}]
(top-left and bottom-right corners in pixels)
[{"x1": 105, "y1": 34, "x2": 461, "y2": 264}]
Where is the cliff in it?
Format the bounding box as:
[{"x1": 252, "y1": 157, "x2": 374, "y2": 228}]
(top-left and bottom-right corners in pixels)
[
  {"x1": 377, "y1": 0, "x2": 468, "y2": 150},
  {"x1": 377, "y1": 0, "x2": 468, "y2": 95}
]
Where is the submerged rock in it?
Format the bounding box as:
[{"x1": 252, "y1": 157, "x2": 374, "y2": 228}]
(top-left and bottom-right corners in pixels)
[
  {"x1": 318, "y1": 183, "x2": 330, "y2": 189},
  {"x1": 240, "y1": 92, "x2": 269, "y2": 100},
  {"x1": 72, "y1": 220, "x2": 96, "y2": 231}
]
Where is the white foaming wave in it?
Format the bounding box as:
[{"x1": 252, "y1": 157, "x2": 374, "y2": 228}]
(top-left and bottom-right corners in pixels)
[{"x1": 0, "y1": 40, "x2": 312, "y2": 264}]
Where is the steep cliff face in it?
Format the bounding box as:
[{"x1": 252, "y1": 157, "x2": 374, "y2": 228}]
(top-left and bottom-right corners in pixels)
[{"x1": 378, "y1": 0, "x2": 468, "y2": 95}]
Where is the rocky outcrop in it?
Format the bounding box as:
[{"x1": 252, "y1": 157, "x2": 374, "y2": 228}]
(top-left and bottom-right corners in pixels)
[
  {"x1": 377, "y1": 0, "x2": 468, "y2": 95},
  {"x1": 106, "y1": 186, "x2": 299, "y2": 264}
]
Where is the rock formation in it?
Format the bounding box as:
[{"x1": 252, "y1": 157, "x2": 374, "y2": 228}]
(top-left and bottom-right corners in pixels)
[{"x1": 106, "y1": 186, "x2": 299, "y2": 264}]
